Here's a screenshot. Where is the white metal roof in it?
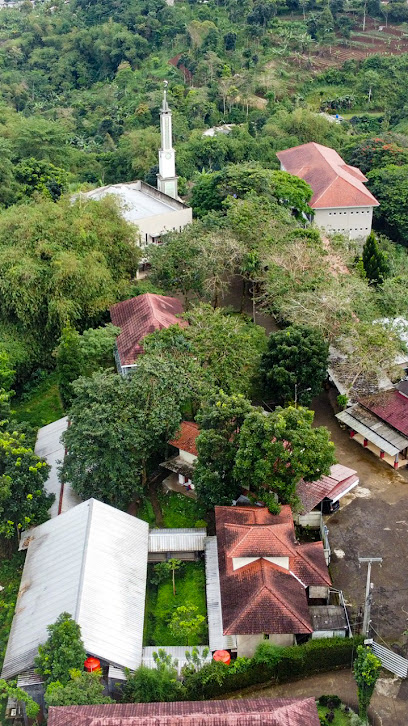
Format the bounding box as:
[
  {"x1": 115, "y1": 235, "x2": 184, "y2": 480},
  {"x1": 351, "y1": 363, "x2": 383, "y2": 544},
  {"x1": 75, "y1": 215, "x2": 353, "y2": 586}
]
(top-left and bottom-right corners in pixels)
[
  {"x1": 34, "y1": 417, "x2": 81, "y2": 517},
  {"x1": 80, "y1": 182, "x2": 181, "y2": 223},
  {"x1": 148, "y1": 528, "x2": 206, "y2": 553},
  {"x1": 2, "y1": 499, "x2": 149, "y2": 680},
  {"x1": 142, "y1": 646, "x2": 211, "y2": 675},
  {"x1": 336, "y1": 406, "x2": 408, "y2": 456},
  {"x1": 205, "y1": 537, "x2": 237, "y2": 652}
]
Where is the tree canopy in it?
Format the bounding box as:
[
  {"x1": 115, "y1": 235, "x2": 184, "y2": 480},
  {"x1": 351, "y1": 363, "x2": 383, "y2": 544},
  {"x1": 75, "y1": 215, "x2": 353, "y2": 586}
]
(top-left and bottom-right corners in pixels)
[
  {"x1": 35, "y1": 613, "x2": 86, "y2": 687},
  {"x1": 260, "y1": 325, "x2": 329, "y2": 406}
]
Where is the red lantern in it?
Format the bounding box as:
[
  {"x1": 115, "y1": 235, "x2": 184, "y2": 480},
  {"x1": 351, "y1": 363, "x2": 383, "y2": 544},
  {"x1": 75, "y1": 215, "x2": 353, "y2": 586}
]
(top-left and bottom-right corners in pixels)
[
  {"x1": 363, "y1": 438, "x2": 368, "y2": 447},
  {"x1": 213, "y1": 650, "x2": 231, "y2": 665},
  {"x1": 350, "y1": 430, "x2": 355, "y2": 438},
  {"x1": 380, "y1": 451, "x2": 385, "y2": 459},
  {"x1": 84, "y1": 657, "x2": 101, "y2": 672},
  {"x1": 394, "y1": 461, "x2": 399, "y2": 469}
]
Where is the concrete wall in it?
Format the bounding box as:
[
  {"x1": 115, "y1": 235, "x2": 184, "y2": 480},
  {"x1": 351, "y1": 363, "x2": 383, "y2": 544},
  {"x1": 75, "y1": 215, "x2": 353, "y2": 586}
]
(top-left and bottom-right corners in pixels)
[
  {"x1": 309, "y1": 585, "x2": 330, "y2": 599},
  {"x1": 314, "y1": 206, "x2": 373, "y2": 239},
  {"x1": 236, "y1": 633, "x2": 294, "y2": 656},
  {"x1": 137, "y1": 206, "x2": 192, "y2": 248},
  {"x1": 179, "y1": 449, "x2": 197, "y2": 465},
  {"x1": 294, "y1": 511, "x2": 322, "y2": 528},
  {"x1": 236, "y1": 634, "x2": 264, "y2": 657}
]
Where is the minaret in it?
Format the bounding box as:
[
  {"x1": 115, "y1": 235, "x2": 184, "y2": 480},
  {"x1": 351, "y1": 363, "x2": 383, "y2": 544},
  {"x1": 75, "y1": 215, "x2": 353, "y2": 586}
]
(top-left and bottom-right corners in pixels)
[{"x1": 157, "y1": 81, "x2": 178, "y2": 200}]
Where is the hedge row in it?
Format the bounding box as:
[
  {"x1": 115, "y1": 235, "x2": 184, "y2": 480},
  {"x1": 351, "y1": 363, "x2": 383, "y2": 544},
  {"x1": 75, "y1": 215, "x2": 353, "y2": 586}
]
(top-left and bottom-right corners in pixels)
[{"x1": 183, "y1": 637, "x2": 364, "y2": 700}]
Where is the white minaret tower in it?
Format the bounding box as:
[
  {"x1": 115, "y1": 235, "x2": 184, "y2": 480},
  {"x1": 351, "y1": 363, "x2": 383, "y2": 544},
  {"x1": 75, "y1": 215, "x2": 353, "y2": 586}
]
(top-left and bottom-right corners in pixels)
[{"x1": 157, "y1": 81, "x2": 178, "y2": 200}]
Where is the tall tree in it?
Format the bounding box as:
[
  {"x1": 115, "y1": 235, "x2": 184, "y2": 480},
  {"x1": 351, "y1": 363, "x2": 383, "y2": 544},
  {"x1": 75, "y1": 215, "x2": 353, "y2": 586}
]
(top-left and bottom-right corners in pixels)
[
  {"x1": 353, "y1": 645, "x2": 382, "y2": 720},
  {"x1": 61, "y1": 358, "x2": 192, "y2": 509},
  {"x1": 234, "y1": 406, "x2": 336, "y2": 507},
  {"x1": 35, "y1": 613, "x2": 86, "y2": 687},
  {"x1": 0, "y1": 429, "x2": 51, "y2": 542},
  {"x1": 193, "y1": 391, "x2": 253, "y2": 508},
  {"x1": 260, "y1": 325, "x2": 329, "y2": 406},
  {"x1": 362, "y1": 232, "x2": 390, "y2": 285}
]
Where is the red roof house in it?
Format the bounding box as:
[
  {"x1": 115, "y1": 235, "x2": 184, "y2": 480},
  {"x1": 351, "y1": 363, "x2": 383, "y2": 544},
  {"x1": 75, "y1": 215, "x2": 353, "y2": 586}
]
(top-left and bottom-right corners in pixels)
[
  {"x1": 168, "y1": 421, "x2": 199, "y2": 456},
  {"x1": 297, "y1": 464, "x2": 359, "y2": 515},
  {"x1": 161, "y1": 421, "x2": 200, "y2": 489},
  {"x1": 276, "y1": 143, "x2": 379, "y2": 240},
  {"x1": 48, "y1": 698, "x2": 321, "y2": 726},
  {"x1": 110, "y1": 293, "x2": 186, "y2": 371},
  {"x1": 215, "y1": 506, "x2": 331, "y2": 653}
]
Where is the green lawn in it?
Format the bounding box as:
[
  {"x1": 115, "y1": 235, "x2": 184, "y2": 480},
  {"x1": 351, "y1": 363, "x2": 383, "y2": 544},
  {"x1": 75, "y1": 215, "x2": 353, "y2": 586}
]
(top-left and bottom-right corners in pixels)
[
  {"x1": 13, "y1": 372, "x2": 64, "y2": 429},
  {"x1": 317, "y1": 704, "x2": 357, "y2": 724},
  {"x1": 158, "y1": 491, "x2": 207, "y2": 528},
  {"x1": 144, "y1": 561, "x2": 207, "y2": 646}
]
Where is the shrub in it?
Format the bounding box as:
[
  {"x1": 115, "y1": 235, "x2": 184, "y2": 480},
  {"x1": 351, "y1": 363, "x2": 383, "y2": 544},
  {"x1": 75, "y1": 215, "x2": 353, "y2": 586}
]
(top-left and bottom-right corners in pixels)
[
  {"x1": 318, "y1": 695, "x2": 342, "y2": 709},
  {"x1": 253, "y1": 641, "x2": 284, "y2": 668}
]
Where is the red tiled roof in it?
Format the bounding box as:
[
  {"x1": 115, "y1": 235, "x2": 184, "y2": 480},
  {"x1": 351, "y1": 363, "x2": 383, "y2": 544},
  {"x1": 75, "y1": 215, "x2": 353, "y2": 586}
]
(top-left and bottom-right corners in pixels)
[
  {"x1": 297, "y1": 464, "x2": 359, "y2": 514},
  {"x1": 48, "y1": 698, "x2": 321, "y2": 726},
  {"x1": 110, "y1": 293, "x2": 186, "y2": 366},
  {"x1": 168, "y1": 421, "x2": 199, "y2": 456},
  {"x1": 276, "y1": 142, "x2": 379, "y2": 209},
  {"x1": 359, "y1": 389, "x2": 408, "y2": 437},
  {"x1": 216, "y1": 506, "x2": 331, "y2": 636}
]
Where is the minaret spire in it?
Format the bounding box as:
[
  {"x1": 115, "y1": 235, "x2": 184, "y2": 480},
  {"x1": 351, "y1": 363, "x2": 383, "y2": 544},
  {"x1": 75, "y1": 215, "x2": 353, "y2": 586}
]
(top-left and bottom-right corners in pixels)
[{"x1": 157, "y1": 81, "x2": 178, "y2": 200}]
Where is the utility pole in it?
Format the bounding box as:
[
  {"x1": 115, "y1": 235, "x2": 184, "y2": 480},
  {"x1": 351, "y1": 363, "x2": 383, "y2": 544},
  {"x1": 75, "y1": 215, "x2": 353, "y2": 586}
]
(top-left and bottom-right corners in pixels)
[{"x1": 358, "y1": 557, "x2": 382, "y2": 636}]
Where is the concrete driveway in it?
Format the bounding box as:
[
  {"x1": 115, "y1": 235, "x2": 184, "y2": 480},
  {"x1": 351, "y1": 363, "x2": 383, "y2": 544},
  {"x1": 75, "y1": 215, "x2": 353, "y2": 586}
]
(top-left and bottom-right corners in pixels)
[{"x1": 312, "y1": 391, "x2": 408, "y2": 650}]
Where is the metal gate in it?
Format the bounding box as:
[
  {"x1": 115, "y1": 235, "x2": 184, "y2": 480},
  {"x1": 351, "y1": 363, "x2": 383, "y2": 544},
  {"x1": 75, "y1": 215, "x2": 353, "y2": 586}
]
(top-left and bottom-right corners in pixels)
[{"x1": 365, "y1": 639, "x2": 408, "y2": 678}]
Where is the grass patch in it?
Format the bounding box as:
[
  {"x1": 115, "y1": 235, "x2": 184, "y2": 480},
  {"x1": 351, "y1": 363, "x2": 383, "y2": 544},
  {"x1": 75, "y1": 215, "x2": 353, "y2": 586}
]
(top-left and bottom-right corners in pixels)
[
  {"x1": 0, "y1": 553, "x2": 24, "y2": 670},
  {"x1": 317, "y1": 704, "x2": 357, "y2": 724},
  {"x1": 13, "y1": 372, "x2": 64, "y2": 429},
  {"x1": 144, "y1": 561, "x2": 207, "y2": 646},
  {"x1": 137, "y1": 499, "x2": 156, "y2": 527},
  {"x1": 158, "y1": 491, "x2": 207, "y2": 528}
]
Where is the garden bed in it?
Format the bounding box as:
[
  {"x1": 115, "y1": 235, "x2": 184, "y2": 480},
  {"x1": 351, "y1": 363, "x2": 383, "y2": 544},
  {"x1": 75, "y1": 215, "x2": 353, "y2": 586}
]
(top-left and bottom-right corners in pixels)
[
  {"x1": 13, "y1": 371, "x2": 63, "y2": 429},
  {"x1": 138, "y1": 490, "x2": 207, "y2": 529},
  {"x1": 143, "y1": 561, "x2": 207, "y2": 647}
]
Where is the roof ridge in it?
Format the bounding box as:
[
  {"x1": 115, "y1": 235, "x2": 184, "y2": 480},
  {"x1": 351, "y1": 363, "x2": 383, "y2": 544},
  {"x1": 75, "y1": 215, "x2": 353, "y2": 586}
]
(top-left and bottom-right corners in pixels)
[
  {"x1": 226, "y1": 562, "x2": 312, "y2": 634},
  {"x1": 74, "y1": 499, "x2": 94, "y2": 622},
  {"x1": 294, "y1": 542, "x2": 331, "y2": 584}
]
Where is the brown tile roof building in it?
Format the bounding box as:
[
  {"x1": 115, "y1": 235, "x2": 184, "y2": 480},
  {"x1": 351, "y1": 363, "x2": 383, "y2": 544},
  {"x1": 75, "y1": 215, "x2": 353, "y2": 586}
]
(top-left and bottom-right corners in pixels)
[
  {"x1": 48, "y1": 698, "x2": 321, "y2": 726},
  {"x1": 110, "y1": 293, "x2": 186, "y2": 366},
  {"x1": 216, "y1": 506, "x2": 331, "y2": 637},
  {"x1": 168, "y1": 421, "x2": 200, "y2": 456},
  {"x1": 276, "y1": 142, "x2": 379, "y2": 209}
]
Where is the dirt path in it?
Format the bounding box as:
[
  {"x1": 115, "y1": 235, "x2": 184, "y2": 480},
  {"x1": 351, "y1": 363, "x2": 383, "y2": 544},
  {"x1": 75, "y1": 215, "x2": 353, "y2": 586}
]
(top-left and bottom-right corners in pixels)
[
  {"x1": 312, "y1": 391, "x2": 408, "y2": 645},
  {"x1": 226, "y1": 669, "x2": 407, "y2": 726}
]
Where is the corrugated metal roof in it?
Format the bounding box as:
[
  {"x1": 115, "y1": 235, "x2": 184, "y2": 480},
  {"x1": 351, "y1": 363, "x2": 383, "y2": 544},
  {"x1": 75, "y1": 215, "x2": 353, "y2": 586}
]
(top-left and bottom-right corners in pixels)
[
  {"x1": 2, "y1": 499, "x2": 149, "y2": 680},
  {"x1": 336, "y1": 405, "x2": 408, "y2": 455},
  {"x1": 16, "y1": 669, "x2": 44, "y2": 688},
  {"x1": 142, "y1": 646, "x2": 211, "y2": 675},
  {"x1": 34, "y1": 417, "x2": 81, "y2": 518},
  {"x1": 205, "y1": 537, "x2": 236, "y2": 652},
  {"x1": 148, "y1": 528, "x2": 206, "y2": 553}
]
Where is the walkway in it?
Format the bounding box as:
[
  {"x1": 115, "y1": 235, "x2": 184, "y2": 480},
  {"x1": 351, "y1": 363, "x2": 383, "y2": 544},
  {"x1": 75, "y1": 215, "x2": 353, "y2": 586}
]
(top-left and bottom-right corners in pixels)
[{"x1": 227, "y1": 670, "x2": 407, "y2": 726}]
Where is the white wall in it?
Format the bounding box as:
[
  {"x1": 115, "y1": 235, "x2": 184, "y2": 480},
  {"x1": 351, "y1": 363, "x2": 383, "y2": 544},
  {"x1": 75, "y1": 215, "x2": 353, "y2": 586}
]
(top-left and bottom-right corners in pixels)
[
  {"x1": 314, "y1": 206, "x2": 373, "y2": 239},
  {"x1": 179, "y1": 450, "x2": 197, "y2": 464},
  {"x1": 137, "y1": 207, "x2": 192, "y2": 248}
]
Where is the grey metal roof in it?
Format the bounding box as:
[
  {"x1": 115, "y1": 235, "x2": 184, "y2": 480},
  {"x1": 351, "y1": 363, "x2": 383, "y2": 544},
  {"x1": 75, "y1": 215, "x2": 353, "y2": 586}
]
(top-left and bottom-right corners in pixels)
[
  {"x1": 79, "y1": 181, "x2": 184, "y2": 223},
  {"x1": 16, "y1": 670, "x2": 44, "y2": 688},
  {"x1": 308, "y1": 605, "x2": 347, "y2": 632},
  {"x1": 148, "y1": 528, "x2": 206, "y2": 553},
  {"x1": 2, "y1": 499, "x2": 149, "y2": 680},
  {"x1": 336, "y1": 405, "x2": 408, "y2": 456},
  {"x1": 205, "y1": 537, "x2": 237, "y2": 652},
  {"x1": 34, "y1": 417, "x2": 81, "y2": 518},
  {"x1": 142, "y1": 646, "x2": 211, "y2": 675}
]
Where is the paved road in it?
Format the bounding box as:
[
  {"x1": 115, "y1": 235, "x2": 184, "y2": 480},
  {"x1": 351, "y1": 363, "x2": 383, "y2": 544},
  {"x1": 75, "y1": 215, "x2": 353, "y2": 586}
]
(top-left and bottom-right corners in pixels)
[
  {"x1": 312, "y1": 390, "x2": 408, "y2": 649},
  {"x1": 228, "y1": 669, "x2": 407, "y2": 725}
]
